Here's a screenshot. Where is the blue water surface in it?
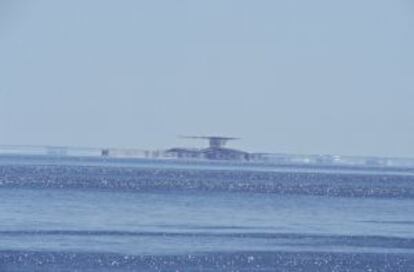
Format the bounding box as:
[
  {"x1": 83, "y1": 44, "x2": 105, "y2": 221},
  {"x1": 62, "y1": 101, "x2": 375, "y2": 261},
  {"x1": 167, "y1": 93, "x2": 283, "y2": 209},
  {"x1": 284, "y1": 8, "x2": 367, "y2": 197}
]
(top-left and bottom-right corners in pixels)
[{"x1": 0, "y1": 155, "x2": 414, "y2": 271}]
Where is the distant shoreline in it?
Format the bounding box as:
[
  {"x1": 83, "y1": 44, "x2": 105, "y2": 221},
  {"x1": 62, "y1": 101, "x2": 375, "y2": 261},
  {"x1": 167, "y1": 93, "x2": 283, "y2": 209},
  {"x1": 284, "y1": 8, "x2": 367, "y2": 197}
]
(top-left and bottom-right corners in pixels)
[{"x1": 1, "y1": 153, "x2": 414, "y2": 176}]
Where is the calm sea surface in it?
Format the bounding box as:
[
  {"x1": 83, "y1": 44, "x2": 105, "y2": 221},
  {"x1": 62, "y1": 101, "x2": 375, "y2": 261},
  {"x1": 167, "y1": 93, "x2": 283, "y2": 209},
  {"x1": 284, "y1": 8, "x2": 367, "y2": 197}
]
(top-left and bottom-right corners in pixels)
[{"x1": 0, "y1": 155, "x2": 414, "y2": 271}]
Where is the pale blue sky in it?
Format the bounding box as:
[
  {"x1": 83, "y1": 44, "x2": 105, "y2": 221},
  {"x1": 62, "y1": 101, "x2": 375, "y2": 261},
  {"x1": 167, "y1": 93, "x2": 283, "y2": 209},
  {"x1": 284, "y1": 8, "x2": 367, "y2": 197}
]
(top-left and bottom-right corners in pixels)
[{"x1": 1, "y1": 0, "x2": 413, "y2": 157}]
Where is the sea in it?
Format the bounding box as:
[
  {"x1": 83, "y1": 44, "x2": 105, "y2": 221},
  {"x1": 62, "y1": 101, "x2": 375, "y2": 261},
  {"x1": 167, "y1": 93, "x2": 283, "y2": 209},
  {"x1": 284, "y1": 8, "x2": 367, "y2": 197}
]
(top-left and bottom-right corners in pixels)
[{"x1": 0, "y1": 155, "x2": 414, "y2": 271}]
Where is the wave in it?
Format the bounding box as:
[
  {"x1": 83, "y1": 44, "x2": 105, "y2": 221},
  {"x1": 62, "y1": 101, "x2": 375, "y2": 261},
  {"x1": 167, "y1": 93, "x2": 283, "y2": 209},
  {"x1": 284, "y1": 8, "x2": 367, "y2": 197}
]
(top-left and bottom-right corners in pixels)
[
  {"x1": 361, "y1": 220, "x2": 414, "y2": 225},
  {"x1": 1, "y1": 230, "x2": 414, "y2": 250},
  {"x1": 1, "y1": 249, "x2": 414, "y2": 272}
]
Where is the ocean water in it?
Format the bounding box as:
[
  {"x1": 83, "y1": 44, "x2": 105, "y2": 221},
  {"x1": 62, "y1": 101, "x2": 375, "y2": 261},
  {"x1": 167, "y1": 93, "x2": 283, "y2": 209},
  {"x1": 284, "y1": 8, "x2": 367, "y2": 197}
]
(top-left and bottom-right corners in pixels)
[{"x1": 0, "y1": 155, "x2": 414, "y2": 271}]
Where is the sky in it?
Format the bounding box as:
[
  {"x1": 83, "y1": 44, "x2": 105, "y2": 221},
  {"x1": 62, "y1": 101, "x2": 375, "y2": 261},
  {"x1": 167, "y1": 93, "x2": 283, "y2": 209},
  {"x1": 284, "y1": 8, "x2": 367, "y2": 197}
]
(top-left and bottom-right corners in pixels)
[{"x1": 0, "y1": 0, "x2": 413, "y2": 157}]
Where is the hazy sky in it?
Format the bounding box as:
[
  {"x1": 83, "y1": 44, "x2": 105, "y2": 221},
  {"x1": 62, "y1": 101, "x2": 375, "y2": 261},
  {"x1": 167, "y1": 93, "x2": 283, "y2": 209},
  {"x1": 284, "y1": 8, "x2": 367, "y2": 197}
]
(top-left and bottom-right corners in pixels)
[{"x1": 1, "y1": 0, "x2": 413, "y2": 157}]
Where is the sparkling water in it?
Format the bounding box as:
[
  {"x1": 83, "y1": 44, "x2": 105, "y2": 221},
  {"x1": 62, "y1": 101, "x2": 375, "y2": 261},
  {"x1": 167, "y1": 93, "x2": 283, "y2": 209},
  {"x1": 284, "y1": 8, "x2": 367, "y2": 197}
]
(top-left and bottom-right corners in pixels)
[{"x1": 0, "y1": 155, "x2": 413, "y2": 271}]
